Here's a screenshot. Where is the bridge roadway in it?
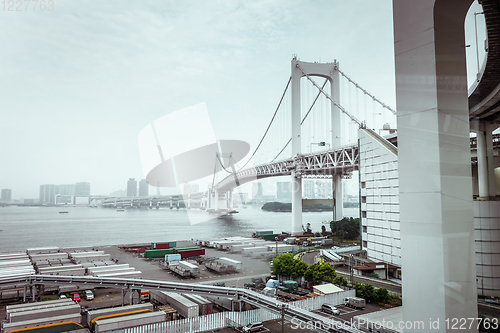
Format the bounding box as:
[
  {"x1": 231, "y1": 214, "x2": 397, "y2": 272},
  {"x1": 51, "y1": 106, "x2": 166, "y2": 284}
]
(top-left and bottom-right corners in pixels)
[{"x1": 0, "y1": 274, "x2": 364, "y2": 333}]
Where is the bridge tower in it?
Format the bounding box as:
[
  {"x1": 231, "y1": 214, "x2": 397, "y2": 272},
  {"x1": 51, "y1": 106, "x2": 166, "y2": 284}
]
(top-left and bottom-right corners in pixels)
[{"x1": 290, "y1": 58, "x2": 343, "y2": 235}]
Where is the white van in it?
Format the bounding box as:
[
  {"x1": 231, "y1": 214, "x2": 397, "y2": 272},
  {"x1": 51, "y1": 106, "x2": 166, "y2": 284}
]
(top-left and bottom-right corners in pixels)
[{"x1": 84, "y1": 290, "x2": 94, "y2": 301}]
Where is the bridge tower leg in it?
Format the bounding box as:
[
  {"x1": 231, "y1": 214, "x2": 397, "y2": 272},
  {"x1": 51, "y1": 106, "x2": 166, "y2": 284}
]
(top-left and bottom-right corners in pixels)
[
  {"x1": 291, "y1": 57, "x2": 303, "y2": 235},
  {"x1": 228, "y1": 190, "x2": 233, "y2": 210},
  {"x1": 394, "y1": 0, "x2": 477, "y2": 330}
]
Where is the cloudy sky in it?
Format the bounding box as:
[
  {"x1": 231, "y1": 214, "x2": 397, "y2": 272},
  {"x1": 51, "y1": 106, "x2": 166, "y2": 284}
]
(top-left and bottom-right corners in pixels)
[{"x1": 0, "y1": 0, "x2": 485, "y2": 199}]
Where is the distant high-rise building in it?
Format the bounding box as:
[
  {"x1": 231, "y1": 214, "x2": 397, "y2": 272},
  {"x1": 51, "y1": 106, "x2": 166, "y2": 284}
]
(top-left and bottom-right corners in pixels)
[
  {"x1": 252, "y1": 182, "x2": 263, "y2": 200},
  {"x1": 139, "y1": 179, "x2": 149, "y2": 196},
  {"x1": 1, "y1": 189, "x2": 12, "y2": 202},
  {"x1": 59, "y1": 184, "x2": 76, "y2": 196},
  {"x1": 303, "y1": 180, "x2": 315, "y2": 198},
  {"x1": 277, "y1": 182, "x2": 292, "y2": 202},
  {"x1": 127, "y1": 178, "x2": 137, "y2": 197},
  {"x1": 39, "y1": 184, "x2": 59, "y2": 204},
  {"x1": 110, "y1": 189, "x2": 126, "y2": 197},
  {"x1": 75, "y1": 182, "x2": 90, "y2": 196}
]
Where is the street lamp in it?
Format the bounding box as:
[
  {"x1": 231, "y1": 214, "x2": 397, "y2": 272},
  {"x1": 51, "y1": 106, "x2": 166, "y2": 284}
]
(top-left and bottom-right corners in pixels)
[
  {"x1": 236, "y1": 276, "x2": 242, "y2": 300},
  {"x1": 275, "y1": 236, "x2": 279, "y2": 258}
]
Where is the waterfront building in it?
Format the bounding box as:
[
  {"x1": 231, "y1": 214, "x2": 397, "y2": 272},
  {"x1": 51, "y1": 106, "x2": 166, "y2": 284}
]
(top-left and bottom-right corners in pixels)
[
  {"x1": 75, "y1": 182, "x2": 90, "y2": 196},
  {"x1": 59, "y1": 184, "x2": 76, "y2": 196},
  {"x1": 252, "y1": 182, "x2": 263, "y2": 201},
  {"x1": 39, "y1": 184, "x2": 59, "y2": 204},
  {"x1": 127, "y1": 178, "x2": 137, "y2": 197},
  {"x1": 139, "y1": 179, "x2": 149, "y2": 196},
  {"x1": 303, "y1": 180, "x2": 315, "y2": 199},
  {"x1": 277, "y1": 182, "x2": 292, "y2": 202},
  {"x1": 1, "y1": 189, "x2": 12, "y2": 202},
  {"x1": 110, "y1": 189, "x2": 126, "y2": 197}
]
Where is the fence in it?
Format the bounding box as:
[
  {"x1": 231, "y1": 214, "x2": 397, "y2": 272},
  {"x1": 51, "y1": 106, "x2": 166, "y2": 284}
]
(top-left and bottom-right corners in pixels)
[{"x1": 114, "y1": 289, "x2": 355, "y2": 333}]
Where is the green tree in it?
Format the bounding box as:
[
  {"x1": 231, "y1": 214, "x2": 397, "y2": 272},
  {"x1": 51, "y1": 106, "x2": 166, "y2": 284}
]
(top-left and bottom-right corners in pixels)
[
  {"x1": 373, "y1": 288, "x2": 391, "y2": 304},
  {"x1": 332, "y1": 276, "x2": 348, "y2": 287},
  {"x1": 357, "y1": 284, "x2": 375, "y2": 301},
  {"x1": 304, "y1": 263, "x2": 337, "y2": 284},
  {"x1": 271, "y1": 253, "x2": 295, "y2": 278},
  {"x1": 330, "y1": 217, "x2": 360, "y2": 242},
  {"x1": 292, "y1": 259, "x2": 308, "y2": 279}
]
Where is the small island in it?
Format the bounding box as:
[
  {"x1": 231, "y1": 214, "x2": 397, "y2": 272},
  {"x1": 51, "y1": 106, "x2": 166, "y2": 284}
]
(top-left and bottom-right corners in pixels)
[{"x1": 262, "y1": 202, "x2": 334, "y2": 212}]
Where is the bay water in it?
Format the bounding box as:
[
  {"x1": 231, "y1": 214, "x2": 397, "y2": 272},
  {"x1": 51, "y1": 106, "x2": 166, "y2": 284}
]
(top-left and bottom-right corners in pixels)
[{"x1": 0, "y1": 205, "x2": 359, "y2": 253}]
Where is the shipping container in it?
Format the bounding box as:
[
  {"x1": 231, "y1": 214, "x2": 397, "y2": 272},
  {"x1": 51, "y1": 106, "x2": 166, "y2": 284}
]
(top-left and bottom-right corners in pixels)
[
  {"x1": 217, "y1": 258, "x2": 242, "y2": 270},
  {"x1": 177, "y1": 248, "x2": 205, "y2": 258},
  {"x1": 87, "y1": 303, "x2": 153, "y2": 327},
  {"x1": 91, "y1": 268, "x2": 137, "y2": 277},
  {"x1": 95, "y1": 271, "x2": 142, "y2": 278},
  {"x1": 165, "y1": 254, "x2": 182, "y2": 262},
  {"x1": 241, "y1": 246, "x2": 269, "y2": 256},
  {"x1": 87, "y1": 264, "x2": 130, "y2": 273},
  {"x1": 144, "y1": 249, "x2": 175, "y2": 258},
  {"x1": 94, "y1": 311, "x2": 166, "y2": 332},
  {"x1": 2, "y1": 314, "x2": 82, "y2": 333},
  {"x1": 152, "y1": 241, "x2": 176, "y2": 249},
  {"x1": 39, "y1": 267, "x2": 86, "y2": 276},
  {"x1": 261, "y1": 234, "x2": 280, "y2": 241},
  {"x1": 150, "y1": 291, "x2": 198, "y2": 319},
  {"x1": 6, "y1": 298, "x2": 73, "y2": 312},
  {"x1": 8, "y1": 303, "x2": 81, "y2": 323},
  {"x1": 255, "y1": 231, "x2": 274, "y2": 236},
  {"x1": 182, "y1": 294, "x2": 213, "y2": 315},
  {"x1": 174, "y1": 246, "x2": 201, "y2": 252},
  {"x1": 26, "y1": 247, "x2": 60, "y2": 254}
]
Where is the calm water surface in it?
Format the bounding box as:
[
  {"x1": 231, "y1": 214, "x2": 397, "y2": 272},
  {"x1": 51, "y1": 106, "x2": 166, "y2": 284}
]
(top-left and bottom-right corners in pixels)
[{"x1": 0, "y1": 205, "x2": 359, "y2": 252}]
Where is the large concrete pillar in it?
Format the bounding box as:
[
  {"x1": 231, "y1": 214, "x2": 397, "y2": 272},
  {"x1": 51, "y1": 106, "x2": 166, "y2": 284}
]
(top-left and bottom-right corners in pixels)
[
  {"x1": 486, "y1": 124, "x2": 497, "y2": 197},
  {"x1": 334, "y1": 174, "x2": 343, "y2": 221},
  {"x1": 291, "y1": 57, "x2": 303, "y2": 235},
  {"x1": 393, "y1": 0, "x2": 477, "y2": 331}
]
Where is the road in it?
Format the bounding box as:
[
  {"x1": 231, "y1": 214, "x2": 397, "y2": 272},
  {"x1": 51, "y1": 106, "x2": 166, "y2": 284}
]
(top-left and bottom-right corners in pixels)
[{"x1": 301, "y1": 250, "x2": 402, "y2": 293}]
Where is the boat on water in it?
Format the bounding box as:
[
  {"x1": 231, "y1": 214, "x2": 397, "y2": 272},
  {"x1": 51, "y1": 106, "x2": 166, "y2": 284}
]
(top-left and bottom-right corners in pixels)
[
  {"x1": 117, "y1": 209, "x2": 125, "y2": 212},
  {"x1": 59, "y1": 211, "x2": 69, "y2": 214}
]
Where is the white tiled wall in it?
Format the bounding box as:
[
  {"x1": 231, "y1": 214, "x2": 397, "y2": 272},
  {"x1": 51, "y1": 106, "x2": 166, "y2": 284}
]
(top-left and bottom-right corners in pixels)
[{"x1": 359, "y1": 129, "x2": 401, "y2": 267}]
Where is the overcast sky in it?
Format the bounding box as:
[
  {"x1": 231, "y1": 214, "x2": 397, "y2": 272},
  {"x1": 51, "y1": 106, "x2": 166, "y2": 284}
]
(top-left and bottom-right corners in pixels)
[{"x1": 0, "y1": 0, "x2": 485, "y2": 199}]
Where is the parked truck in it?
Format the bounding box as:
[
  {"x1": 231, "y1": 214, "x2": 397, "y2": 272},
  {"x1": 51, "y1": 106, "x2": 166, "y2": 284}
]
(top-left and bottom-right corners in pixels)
[
  {"x1": 168, "y1": 261, "x2": 199, "y2": 277},
  {"x1": 204, "y1": 258, "x2": 241, "y2": 273},
  {"x1": 344, "y1": 297, "x2": 366, "y2": 309},
  {"x1": 151, "y1": 291, "x2": 199, "y2": 318}
]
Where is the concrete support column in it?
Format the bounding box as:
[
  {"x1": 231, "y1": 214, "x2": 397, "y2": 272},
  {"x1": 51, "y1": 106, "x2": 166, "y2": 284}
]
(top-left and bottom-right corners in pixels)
[
  {"x1": 23, "y1": 285, "x2": 26, "y2": 302},
  {"x1": 291, "y1": 173, "x2": 302, "y2": 235},
  {"x1": 214, "y1": 189, "x2": 219, "y2": 211},
  {"x1": 229, "y1": 190, "x2": 233, "y2": 210},
  {"x1": 393, "y1": 0, "x2": 477, "y2": 331},
  {"x1": 121, "y1": 289, "x2": 125, "y2": 306},
  {"x1": 291, "y1": 57, "x2": 303, "y2": 235},
  {"x1": 331, "y1": 63, "x2": 341, "y2": 149},
  {"x1": 334, "y1": 175, "x2": 343, "y2": 221},
  {"x1": 477, "y1": 130, "x2": 489, "y2": 197},
  {"x1": 129, "y1": 288, "x2": 133, "y2": 305},
  {"x1": 486, "y1": 126, "x2": 497, "y2": 197}
]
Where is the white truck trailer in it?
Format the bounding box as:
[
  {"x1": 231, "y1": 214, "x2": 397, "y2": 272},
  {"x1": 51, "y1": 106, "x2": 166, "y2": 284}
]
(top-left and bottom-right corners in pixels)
[{"x1": 150, "y1": 291, "x2": 198, "y2": 319}]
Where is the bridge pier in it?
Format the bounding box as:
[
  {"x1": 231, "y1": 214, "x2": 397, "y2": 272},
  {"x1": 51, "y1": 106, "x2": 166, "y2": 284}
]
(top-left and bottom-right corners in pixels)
[{"x1": 333, "y1": 175, "x2": 343, "y2": 220}]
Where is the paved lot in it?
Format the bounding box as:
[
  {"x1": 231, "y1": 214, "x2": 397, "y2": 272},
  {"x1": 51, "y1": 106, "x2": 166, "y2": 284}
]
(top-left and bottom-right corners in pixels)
[{"x1": 96, "y1": 241, "x2": 273, "y2": 288}]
